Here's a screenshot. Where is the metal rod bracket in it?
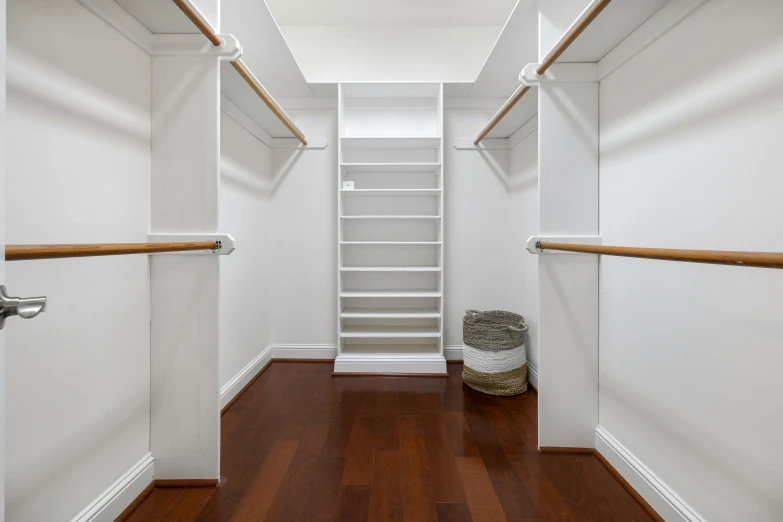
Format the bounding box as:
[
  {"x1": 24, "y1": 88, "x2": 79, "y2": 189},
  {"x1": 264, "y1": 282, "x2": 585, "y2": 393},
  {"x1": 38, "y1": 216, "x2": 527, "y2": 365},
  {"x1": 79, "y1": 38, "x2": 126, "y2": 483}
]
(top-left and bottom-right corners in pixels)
[
  {"x1": 520, "y1": 63, "x2": 598, "y2": 86},
  {"x1": 151, "y1": 33, "x2": 242, "y2": 59},
  {"x1": 148, "y1": 234, "x2": 236, "y2": 256},
  {"x1": 527, "y1": 235, "x2": 602, "y2": 255}
]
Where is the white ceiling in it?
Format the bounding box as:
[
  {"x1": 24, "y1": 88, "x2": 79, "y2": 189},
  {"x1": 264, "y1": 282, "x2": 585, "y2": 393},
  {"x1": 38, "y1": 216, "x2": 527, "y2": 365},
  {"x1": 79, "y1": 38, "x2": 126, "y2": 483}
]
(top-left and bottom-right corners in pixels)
[{"x1": 265, "y1": 0, "x2": 517, "y2": 26}]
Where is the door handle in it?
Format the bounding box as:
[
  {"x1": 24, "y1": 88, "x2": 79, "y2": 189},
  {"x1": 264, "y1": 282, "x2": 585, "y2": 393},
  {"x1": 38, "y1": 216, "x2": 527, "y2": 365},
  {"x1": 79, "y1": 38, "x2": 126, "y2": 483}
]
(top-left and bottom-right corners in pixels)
[{"x1": 0, "y1": 285, "x2": 47, "y2": 329}]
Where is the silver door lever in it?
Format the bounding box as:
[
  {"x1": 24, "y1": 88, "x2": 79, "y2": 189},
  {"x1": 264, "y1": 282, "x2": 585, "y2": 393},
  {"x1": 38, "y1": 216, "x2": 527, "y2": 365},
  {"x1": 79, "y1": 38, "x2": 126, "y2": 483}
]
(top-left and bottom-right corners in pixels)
[{"x1": 0, "y1": 285, "x2": 47, "y2": 329}]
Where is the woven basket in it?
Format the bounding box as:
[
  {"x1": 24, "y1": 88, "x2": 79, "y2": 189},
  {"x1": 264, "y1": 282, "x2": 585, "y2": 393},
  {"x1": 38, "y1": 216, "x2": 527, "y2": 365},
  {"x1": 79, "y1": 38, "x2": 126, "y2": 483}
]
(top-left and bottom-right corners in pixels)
[{"x1": 462, "y1": 310, "x2": 528, "y2": 396}]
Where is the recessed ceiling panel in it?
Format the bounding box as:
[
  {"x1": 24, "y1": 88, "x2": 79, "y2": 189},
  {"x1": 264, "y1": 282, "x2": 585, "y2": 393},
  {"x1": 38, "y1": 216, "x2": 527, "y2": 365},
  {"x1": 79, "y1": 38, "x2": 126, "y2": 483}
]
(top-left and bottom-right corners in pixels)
[{"x1": 266, "y1": 0, "x2": 517, "y2": 26}]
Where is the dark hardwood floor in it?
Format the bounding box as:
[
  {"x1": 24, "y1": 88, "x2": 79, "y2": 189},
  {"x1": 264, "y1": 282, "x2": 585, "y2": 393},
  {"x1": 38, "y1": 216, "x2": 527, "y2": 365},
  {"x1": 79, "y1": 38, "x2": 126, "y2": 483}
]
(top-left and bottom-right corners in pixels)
[{"x1": 126, "y1": 362, "x2": 653, "y2": 521}]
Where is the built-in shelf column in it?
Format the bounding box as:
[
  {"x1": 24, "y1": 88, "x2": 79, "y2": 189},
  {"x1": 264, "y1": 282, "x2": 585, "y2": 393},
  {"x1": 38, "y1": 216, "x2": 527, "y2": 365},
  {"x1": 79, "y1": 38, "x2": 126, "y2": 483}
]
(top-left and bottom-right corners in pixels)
[{"x1": 335, "y1": 83, "x2": 446, "y2": 374}]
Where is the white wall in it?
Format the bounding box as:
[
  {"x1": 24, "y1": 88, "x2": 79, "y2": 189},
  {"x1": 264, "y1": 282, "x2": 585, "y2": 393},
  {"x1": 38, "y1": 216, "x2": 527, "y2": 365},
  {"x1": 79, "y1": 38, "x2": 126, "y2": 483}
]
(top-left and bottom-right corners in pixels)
[
  {"x1": 280, "y1": 26, "x2": 501, "y2": 83},
  {"x1": 219, "y1": 113, "x2": 272, "y2": 388},
  {"x1": 598, "y1": 1, "x2": 783, "y2": 520},
  {"x1": 509, "y1": 128, "x2": 539, "y2": 370},
  {"x1": 5, "y1": 1, "x2": 151, "y2": 520},
  {"x1": 269, "y1": 110, "x2": 338, "y2": 346},
  {"x1": 261, "y1": 107, "x2": 536, "y2": 357},
  {"x1": 444, "y1": 110, "x2": 537, "y2": 364}
]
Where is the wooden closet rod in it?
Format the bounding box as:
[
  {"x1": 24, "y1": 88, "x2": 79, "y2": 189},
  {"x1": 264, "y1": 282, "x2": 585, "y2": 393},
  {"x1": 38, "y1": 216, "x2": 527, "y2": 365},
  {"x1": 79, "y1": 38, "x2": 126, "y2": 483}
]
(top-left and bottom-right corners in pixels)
[
  {"x1": 536, "y1": 0, "x2": 613, "y2": 75},
  {"x1": 5, "y1": 242, "x2": 218, "y2": 261},
  {"x1": 171, "y1": 0, "x2": 308, "y2": 146},
  {"x1": 474, "y1": 85, "x2": 530, "y2": 145},
  {"x1": 474, "y1": 0, "x2": 612, "y2": 145},
  {"x1": 537, "y1": 242, "x2": 783, "y2": 269}
]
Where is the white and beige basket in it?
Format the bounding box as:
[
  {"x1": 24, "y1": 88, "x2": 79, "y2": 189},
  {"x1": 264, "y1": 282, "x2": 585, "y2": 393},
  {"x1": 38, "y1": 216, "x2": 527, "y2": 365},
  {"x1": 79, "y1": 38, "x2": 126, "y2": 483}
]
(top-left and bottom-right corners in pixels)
[{"x1": 462, "y1": 310, "x2": 528, "y2": 396}]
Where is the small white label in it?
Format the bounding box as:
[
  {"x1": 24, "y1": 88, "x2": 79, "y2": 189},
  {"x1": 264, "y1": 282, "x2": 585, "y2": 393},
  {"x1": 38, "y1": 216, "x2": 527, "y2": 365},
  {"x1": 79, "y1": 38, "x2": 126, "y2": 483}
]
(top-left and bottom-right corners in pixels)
[{"x1": 342, "y1": 181, "x2": 355, "y2": 190}]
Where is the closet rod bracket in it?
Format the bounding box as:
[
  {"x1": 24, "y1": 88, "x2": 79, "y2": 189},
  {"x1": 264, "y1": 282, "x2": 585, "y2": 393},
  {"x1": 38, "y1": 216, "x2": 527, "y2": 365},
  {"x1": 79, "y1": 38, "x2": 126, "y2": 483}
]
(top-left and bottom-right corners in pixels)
[
  {"x1": 519, "y1": 63, "x2": 598, "y2": 86},
  {"x1": 527, "y1": 236, "x2": 602, "y2": 255},
  {"x1": 148, "y1": 233, "x2": 236, "y2": 256},
  {"x1": 151, "y1": 33, "x2": 242, "y2": 59}
]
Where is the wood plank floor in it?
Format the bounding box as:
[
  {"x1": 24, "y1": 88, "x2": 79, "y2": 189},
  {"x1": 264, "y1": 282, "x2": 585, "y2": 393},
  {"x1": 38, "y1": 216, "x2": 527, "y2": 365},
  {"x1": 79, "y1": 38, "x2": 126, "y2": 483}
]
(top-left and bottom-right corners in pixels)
[{"x1": 127, "y1": 362, "x2": 653, "y2": 521}]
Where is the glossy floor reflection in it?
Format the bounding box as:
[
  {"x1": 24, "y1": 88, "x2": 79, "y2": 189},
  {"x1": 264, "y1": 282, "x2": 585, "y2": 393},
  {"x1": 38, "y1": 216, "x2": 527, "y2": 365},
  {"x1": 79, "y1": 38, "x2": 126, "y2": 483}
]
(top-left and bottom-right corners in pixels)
[{"x1": 127, "y1": 362, "x2": 653, "y2": 521}]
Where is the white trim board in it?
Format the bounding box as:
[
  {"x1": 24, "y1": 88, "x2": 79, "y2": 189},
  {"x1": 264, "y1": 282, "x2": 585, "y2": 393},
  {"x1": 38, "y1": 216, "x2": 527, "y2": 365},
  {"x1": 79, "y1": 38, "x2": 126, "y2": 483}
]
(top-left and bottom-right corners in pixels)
[
  {"x1": 444, "y1": 345, "x2": 463, "y2": 361},
  {"x1": 595, "y1": 426, "x2": 704, "y2": 522},
  {"x1": 334, "y1": 354, "x2": 447, "y2": 375},
  {"x1": 528, "y1": 363, "x2": 538, "y2": 390},
  {"x1": 71, "y1": 453, "x2": 154, "y2": 522},
  {"x1": 219, "y1": 345, "x2": 274, "y2": 410},
  {"x1": 272, "y1": 344, "x2": 338, "y2": 360},
  {"x1": 220, "y1": 344, "x2": 336, "y2": 409}
]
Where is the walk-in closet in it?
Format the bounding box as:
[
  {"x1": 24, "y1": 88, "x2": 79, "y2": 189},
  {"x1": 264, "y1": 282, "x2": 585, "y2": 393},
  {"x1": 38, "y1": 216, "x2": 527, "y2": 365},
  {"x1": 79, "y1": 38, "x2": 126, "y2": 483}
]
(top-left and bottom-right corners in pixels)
[{"x1": 1, "y1": 1, "x2": 780, "y2": 521}]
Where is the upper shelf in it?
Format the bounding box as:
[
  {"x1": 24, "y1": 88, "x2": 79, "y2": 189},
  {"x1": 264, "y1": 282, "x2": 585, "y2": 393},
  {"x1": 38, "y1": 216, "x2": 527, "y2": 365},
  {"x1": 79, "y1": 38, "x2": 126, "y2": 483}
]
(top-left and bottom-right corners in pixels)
[
  {"x1": 341, "y1": 137, "x2": 441, "y2": 149},
  {"x1": 114, "y1": 0, "x2": 310, "y2": 140},
  {"x1": 467, "y1": 0, "x2": 538, "y2": 99},
  {"x1": 485, "y1": 89, "x2": 537, "y2": 140},
  {"x1": 472, "y1": 0, "x2": 679, "y2": 142},
  {"x1": 554, "y1": 0, "x2": 670, "y2": 63},
  {"x1": 114, "y1": 0, "x2": 215, "y2": 33},
  {"x1": 221, "y1": 0, "x2": 313, "y2": 138}
]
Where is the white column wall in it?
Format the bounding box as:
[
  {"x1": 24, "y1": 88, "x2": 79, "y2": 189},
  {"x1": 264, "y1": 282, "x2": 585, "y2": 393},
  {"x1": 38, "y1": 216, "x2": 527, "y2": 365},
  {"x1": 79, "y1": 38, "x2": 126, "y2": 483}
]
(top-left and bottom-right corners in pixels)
[
  {"x1": 150, "y1": 43, "x2": 221, "y2": 480},
  {"x1": 536, "y1": 0, "x2": 599, "y2": 448}
]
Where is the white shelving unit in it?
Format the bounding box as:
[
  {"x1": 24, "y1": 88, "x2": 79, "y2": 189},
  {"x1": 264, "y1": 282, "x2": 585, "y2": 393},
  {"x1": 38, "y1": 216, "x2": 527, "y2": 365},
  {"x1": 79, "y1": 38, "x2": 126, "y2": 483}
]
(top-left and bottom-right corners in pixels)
[{"x1": 336, "y1": 83, "x2": 446, "y2": 375}]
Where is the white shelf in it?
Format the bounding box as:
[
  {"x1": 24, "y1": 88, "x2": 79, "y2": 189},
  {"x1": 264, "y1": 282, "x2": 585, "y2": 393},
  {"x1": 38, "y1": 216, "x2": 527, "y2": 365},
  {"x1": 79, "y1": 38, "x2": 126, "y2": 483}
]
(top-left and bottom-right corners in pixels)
[
  {"x1": 485, "y1": 92, "x2": 539, "y2": 140},
  {"x1": 340, "y1": 163, "x2": 441, "y2": 174},
  {"x1": 340, "y1": 215, "x2": 441, "y2": 220},
  {"x1": 339, "y1": 344, "x2": 441, "y2": 356},
  {"x1": 340, "y1": 290, "x2": 441, "y2": 298},
  {"x1": 340, "y1": 326, "x2": 441, "y2": 338},
  {"x1": 341, "y1": 83, "x2": 441, "y2": 98},
  {"x1": 341, "y1": 266, "x2": 441, "y2": 272},
  {"x1": 341, "y1": 241, "x2": 441, "y2": 245},
  {"x1": 340, "y1": 189, "x2": 441, "y2": 197},
  {"x1": 555, "y1": 0, "x2": 669, "y2": 63},
  {"x1": 341, "y1": 308, "x2": 441, "y2": 319},
  {"x1": 221, "y1": 66, "x2": 298, "y2": 138},
  {"x1": 341, "y1": 137, "x2": 441, "y2": 149}
]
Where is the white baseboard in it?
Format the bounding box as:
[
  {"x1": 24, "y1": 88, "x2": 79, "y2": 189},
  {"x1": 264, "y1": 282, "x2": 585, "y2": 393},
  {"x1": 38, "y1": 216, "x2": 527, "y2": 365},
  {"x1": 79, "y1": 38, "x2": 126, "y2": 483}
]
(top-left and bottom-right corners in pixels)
[
  {"x1": 219, "y1": 345, "x2": 274, "y2": 410},
  {"x1": 334, "y1": 354, "x2": 447, "y2": 374},
  {"x1": 595, "y1": 426, "x2": 703, "y2": 522},
  {"x1": 272, "y1": 344, "x2": 338, "y2": 360},
  {"x1": 71, "y1": 453, "x2": 153, "y2": 522},
  {"x1": 528, "y1": 363, "x2": 538, "y2": 389},
  {"x1": 444, "y1": 345, "x2": 463, "y2": 361}
]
